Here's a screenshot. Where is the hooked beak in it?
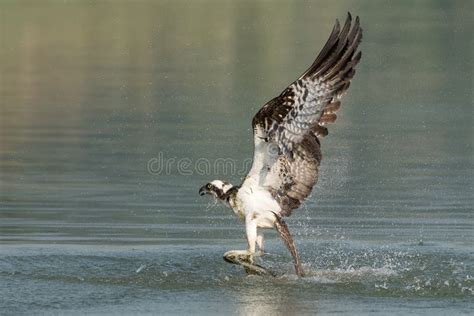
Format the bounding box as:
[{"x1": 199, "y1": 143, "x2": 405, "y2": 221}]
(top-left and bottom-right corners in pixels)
[{"x1": 199, "y1": 185, "x2": 208, "y2": 196}]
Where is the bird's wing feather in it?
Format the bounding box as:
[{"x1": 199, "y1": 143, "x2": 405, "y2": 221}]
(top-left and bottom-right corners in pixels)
[{"x1": 243, "y1": 13, "x2": 362, "y2": 216}]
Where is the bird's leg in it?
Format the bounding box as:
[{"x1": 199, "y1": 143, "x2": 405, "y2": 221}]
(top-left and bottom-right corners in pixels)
[
  {"x1": 244, "y1": 213, "x2": 257, "y2": 262},
  {"x1": 256, "y1": 233, "x2": 264, "y2": 256},
  {"x1": 222, "y1": 214, "x2": 275, "y2": 276},
  {"x1": 223, "y1": 214, "x2": 257, "y2": 265}
]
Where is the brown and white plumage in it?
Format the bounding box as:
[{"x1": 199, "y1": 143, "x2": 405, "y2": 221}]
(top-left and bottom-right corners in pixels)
[
  {"x1": 199, "y1": 13, "x2": 362, "y2": 277},
  {"x1": 248, "y1": 13, "x2": 362, "y2": 217}
]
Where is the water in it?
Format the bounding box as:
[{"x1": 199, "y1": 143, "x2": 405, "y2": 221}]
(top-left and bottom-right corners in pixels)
[{"x1": 1, "y1": 1, "x2": 473, "y2": 314}]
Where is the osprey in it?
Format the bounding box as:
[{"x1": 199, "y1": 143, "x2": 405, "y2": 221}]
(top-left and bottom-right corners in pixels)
[{"x1": 199, "y1": 13, "x2": 362, "y2": 277}]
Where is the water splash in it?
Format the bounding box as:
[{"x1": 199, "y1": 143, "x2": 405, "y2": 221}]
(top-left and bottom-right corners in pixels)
[{"x1": 136, "y1": 264, "x2": 146, "y2": 273}]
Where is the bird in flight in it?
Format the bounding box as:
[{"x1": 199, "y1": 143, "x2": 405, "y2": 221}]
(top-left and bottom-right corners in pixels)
[{"x1": 199, "y1": 13, "x2": 362, "y2": 277}]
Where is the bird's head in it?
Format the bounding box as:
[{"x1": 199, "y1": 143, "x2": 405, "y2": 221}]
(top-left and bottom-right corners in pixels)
[{"x1": 199, "y1": 180, "x2": 233, "y2": 200}]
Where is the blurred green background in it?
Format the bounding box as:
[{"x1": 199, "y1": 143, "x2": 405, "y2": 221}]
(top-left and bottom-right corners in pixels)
[{"x1": 1, "y1": 0, "x2": 472, "y2": 225}]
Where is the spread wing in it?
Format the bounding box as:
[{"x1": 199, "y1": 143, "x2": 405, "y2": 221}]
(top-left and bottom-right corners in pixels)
[{"x1": 243, "y1": 13, "x2": 362, "y2": 216}]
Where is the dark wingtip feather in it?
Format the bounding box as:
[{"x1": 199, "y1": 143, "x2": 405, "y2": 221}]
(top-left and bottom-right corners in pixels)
[
  {"x1": 300, "y1": 13, "x2": 362, "y2": 82},
  {"x1": 298, "y1": 17, "x2": 342, "y2": 79},
  {"x1": 354, "y1": 51, "x2": 362, "y2": 64},
  {"x1": 346, "y1": 12, "x2": 352, "y2": 26},
  {"x1": 319, "y1": 14, "x2": 363, "y2": 82}
]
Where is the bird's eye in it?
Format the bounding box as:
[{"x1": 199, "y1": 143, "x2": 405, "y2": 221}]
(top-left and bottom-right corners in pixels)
[{"x1": 207, "y1": 184, "x2": 212, "y2": 189}]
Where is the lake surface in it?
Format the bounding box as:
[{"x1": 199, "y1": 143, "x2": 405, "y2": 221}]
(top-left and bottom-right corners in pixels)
[{"x1": 0, "y1": 1, "x2": 473, "y2": 314}]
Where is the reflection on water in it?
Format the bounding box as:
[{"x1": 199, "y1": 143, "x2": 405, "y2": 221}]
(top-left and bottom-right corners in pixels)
[{"x1": 0, "y1": 0, "x2": 473, "y2": 314}]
